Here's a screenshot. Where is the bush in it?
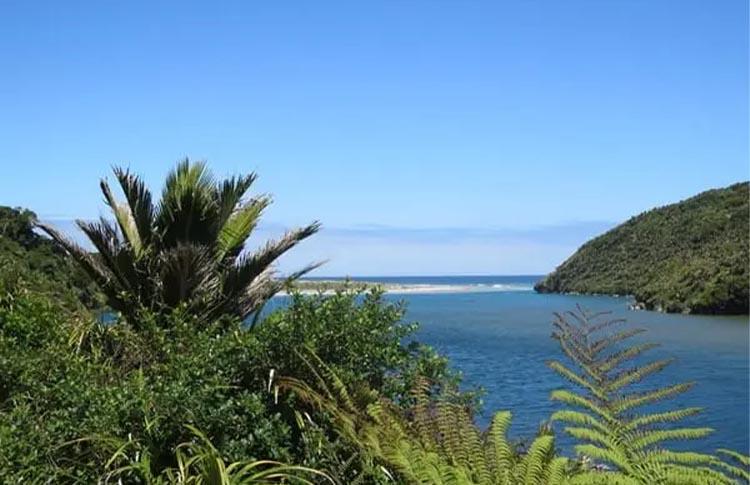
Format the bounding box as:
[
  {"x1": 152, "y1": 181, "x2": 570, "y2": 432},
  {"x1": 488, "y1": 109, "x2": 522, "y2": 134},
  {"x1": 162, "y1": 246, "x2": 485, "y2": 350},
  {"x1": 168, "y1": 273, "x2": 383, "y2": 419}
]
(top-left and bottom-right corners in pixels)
[
  {"x1": 0, "y1": 294, "x2": 294, "y2": 481},
  {"x1": 254, "y1": 287, "x2": 472, "y2": 406},
  {"x1": 0, "y1": 273, "x2": 469, "y2": 482}
]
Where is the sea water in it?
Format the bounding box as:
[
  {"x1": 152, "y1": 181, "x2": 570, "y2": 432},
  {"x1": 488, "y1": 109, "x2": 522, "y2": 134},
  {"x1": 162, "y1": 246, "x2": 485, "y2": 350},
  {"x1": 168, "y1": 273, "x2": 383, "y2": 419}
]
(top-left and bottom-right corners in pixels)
[{"x1": 303, "y1": 275, "x2": 750, "y2": 454}]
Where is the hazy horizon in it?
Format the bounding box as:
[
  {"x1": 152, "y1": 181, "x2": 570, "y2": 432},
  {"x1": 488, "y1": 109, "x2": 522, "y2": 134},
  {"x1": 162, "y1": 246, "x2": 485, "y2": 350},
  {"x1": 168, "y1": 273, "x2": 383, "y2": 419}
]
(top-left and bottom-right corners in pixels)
[
  {"x1": 36, "y1": 178, "x2": 744, "y2": 274},
  {"x1": 41, "y1": 216, "x2": 618, "y2": 275}
]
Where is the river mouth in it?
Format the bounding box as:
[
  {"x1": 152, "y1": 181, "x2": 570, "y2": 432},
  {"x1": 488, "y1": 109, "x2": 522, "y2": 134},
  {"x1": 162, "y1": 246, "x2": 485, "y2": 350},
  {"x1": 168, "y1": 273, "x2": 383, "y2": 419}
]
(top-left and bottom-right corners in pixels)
[{"x1": 392, "y1": 286, "x2": 748, "y2": 454}]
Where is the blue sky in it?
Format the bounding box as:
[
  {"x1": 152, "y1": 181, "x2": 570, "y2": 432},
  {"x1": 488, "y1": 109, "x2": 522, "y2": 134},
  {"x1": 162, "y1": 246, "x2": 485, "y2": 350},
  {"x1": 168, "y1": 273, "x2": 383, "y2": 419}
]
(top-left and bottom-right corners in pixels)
[{"x1": 1, "y1": 1, "x2": 747, "y2": 275}]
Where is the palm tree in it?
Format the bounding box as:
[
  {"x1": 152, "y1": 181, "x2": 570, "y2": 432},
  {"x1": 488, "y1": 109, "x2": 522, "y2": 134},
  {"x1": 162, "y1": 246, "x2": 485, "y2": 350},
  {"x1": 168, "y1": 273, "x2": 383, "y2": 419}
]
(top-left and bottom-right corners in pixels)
[{"x1": 38, "y1": 159, "x2": 320, "y2": 326}]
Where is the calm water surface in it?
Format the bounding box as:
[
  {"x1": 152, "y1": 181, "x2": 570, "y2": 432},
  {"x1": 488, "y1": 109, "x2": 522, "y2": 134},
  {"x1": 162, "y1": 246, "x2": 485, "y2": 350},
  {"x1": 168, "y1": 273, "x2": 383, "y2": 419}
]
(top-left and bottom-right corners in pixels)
[{"x1": 309, "y1": 275, "x2": 749, "y2": 454}]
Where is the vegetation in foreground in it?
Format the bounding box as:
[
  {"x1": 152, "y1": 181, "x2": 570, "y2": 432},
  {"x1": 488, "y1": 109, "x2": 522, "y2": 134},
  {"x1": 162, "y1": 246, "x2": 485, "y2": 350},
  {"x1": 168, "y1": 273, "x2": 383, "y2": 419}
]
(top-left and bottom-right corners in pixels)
[
  {"x1": 275, "y1": 309, "x2": 748, "y2": 484},
  {"x1": 535, "y1": 182, "x2": 749, "y2": 315},
  {"x1": 0, "y1": 206, "x2": 100, "y2": 309},
  {"x1": 0, "y1": 265, "x2": 463, "y2": 483},
  {"x1": 0, "y1": 161, "x2": 747, "y2": 483},
  {"x1": 38, "y1": 160, "x2": 321, "y2": 325}
]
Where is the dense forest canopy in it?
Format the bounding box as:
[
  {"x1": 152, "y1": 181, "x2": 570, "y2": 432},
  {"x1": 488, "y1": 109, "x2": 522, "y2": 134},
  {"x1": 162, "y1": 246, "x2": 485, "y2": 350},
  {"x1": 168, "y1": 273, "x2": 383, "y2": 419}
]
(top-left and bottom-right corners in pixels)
[{"x1": 535, "y1": 182, "x2": 749, "y2": 315}]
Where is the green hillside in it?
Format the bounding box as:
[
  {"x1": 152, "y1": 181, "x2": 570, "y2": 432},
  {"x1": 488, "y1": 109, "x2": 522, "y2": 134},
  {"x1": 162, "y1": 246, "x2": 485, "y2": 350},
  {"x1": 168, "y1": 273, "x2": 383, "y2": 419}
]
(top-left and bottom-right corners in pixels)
[
  {"x1": 0, "y1": 206, "x2": 98, "y2": 307},
  {"x1": 535, "y1": 182, "x2": 749, "y2": 315}
]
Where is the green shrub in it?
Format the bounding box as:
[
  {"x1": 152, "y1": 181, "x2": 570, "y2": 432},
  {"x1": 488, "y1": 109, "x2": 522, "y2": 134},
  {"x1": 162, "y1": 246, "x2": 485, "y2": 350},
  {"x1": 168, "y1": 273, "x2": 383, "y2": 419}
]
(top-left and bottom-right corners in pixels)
[
  {"x1": 0, "y1": 272, "x2": 468, "y2": 482},
  {"x1": 0, "y1": 294, "x2": 295, "y2": 482},
  {"x1": 254, "y1": 287, "x2": 473, "y2": 407}
]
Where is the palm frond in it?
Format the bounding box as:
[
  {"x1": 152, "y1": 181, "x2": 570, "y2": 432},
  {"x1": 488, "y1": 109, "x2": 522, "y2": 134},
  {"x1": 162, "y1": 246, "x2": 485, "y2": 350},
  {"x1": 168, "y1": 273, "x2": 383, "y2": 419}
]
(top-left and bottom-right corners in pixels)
[
  {"x1": 158, "y1": 243, "x2": 220, "y2": 312},
  {"x1": 112, "y1": 166, "x2": 155, "y2": 250},
  {"x1": 41, "y1": 160, "x2": 320, "y2": 326},
  {"x1": 216, "y1": 195, "x2": 270, "y2": 262},
  {"x1": 157, "y1": 159, "x2": 218, "y2": 247},
  {"x1": 243, "y1": 223, "x2": 322, "y2": 274},
  {"x1": 76, "y1": 219, "x2": 132, "y2": 288},
  {"x1": 215, "y1": 172, "x2": 258, "y2": 228},
  {"x1": 100, "y1": 178, "x2": 144, "y2": 257},
  {"x1": 35, "y1": 221, "x2": 129, "y2": 312}
]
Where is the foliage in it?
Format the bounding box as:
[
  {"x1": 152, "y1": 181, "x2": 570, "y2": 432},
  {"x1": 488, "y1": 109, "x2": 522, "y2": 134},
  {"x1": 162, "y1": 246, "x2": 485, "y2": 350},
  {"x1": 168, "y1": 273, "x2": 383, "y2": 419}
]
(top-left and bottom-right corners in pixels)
[
  {"x1": 274, "y1": 312, "x2": 749, "y2": 484},
  {"x1": 0, "y1": 287, "x2": 295, "y2": 482},
  {"x1": 276, "y1": 352, "x2": 577, "y2": 485},
  {"x1": 37, "y1": 160, "x2": 320, "y2": 325},
  {"x1": 100, "y1": 425, "x2": 331, "y2": 484},
  {"x1": 547, "y1": 307, "x2": 744, "y2": 484},
  {"x1": 0, "y1": 262, "x2": 469, "y2": 482},
  {"x1": 256, "y1": 287, "x2": 476, "y2": 407},
  {"x1": 715, "y1": 450, "x2": 750, "y2": 484},
  {"x1": 0, "y1": 206, "x2": 99, "y2": 308},
  {"x1": 535, "y1": 182, "x2": 749, "y2": 314},
  {"x1": 2, "y1": 168, "x2": 748, "y2": 484},
  {"x1": 252, "y1": 287, "x2": 480, "y2": 482}
]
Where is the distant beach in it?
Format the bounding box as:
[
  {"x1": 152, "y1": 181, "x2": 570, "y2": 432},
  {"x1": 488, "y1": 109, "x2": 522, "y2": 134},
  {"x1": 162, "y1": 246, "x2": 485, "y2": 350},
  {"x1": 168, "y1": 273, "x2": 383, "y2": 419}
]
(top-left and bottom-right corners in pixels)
[{"x1": 287, "y1": 276, "x2": 537, "y2": 295}]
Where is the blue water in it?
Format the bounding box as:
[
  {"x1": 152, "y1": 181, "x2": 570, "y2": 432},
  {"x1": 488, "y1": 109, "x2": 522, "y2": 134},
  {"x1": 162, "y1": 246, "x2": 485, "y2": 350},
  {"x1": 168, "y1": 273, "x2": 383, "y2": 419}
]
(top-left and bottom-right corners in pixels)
[{"x1": 304, "y1": 275, "x2": 750, "y2": 454}]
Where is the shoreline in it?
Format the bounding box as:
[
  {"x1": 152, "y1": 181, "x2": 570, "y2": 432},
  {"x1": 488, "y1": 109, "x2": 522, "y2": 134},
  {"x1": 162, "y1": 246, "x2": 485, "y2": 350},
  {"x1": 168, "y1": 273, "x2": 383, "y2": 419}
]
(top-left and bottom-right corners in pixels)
[{"x1": 283, "y1": 281, "x2": 534, "y2": 296}]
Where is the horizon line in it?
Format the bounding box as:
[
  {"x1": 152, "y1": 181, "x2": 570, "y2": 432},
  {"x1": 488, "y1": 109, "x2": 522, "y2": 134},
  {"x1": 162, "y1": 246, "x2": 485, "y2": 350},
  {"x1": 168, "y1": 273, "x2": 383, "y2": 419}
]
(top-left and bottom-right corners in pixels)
[{"x1": 301, "y1": 273, "x2": 545, "y2": 278}]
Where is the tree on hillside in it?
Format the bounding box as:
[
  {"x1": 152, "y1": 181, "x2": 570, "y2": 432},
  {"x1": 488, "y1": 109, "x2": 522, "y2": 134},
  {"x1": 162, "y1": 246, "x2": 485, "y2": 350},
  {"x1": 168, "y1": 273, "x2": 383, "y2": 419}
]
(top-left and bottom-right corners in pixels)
[
  {"x1": 0, "y1": 206, "x2": 98, "y2": 307},
  {"x1": 38, "y1": 159, "x2": 320, "y2": 326}
]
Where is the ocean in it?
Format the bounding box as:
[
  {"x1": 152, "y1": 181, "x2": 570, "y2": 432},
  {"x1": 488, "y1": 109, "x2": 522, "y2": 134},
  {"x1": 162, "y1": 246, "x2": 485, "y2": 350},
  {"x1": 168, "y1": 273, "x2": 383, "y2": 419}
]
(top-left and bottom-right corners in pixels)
[{"x1": 301, "y1": 275, "x2": 750, "y2": 454}]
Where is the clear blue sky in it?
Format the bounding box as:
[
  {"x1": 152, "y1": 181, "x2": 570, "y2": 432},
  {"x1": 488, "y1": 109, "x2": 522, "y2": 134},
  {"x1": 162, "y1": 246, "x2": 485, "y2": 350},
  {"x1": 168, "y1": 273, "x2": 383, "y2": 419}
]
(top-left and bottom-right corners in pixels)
[{"x1": 1, "y1": 1, "x2": 747, "y2": 275}]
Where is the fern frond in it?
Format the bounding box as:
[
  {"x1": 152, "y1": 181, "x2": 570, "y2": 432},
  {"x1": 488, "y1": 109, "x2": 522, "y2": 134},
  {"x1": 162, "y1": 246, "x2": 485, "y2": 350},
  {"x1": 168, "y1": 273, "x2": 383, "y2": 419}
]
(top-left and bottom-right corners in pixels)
[
  {"x1": 556, "y1": 333, "x2": 597, "y2": 377},
  {"x1": 612, "y1": 382, "x2": 694, "y2": 413},
  {"x1": 624, "y1": 407, "x2": 702, "y2": 431},
  {"x1": 545, "y1": 457, "x2": 569, "y2": 484},
  {"x1": 550, "y1": 389, "x2": 613, "y2": 422},
  {"x1": 591, "y1": 328, "x2": 646, "y2": 355},
  {"x1": 658, "y1": 464, "x2": 738, "y2": 485},
  {"x1": 715, "y1": 449, "x2": 750, "y2": 482},
  {"x1": 586, "y1": 317, "x2": 627, "y2": 335},
  {"x1": 564, "y1": 427, "x2": 623, "y2": 452},
  {"x1": 550, "y1": 410, "x2": 609, "y2": 434},
  {"x1": 643, "y1": 449, "x2": 718, "y2": 466},
  {"x1": 522, "y1": 434, "x2": 555, "y2": 485},
  {"x1": 548, "y1": 308, "x2": 738, "y2": 485},
  {"x1": 488, "y1": 411, "x2": 515, "y2": 482},
  {"x1": 597, "y1": 343, "x2": 659, "y2": 374},
  {"x1": 717, "y1": 448, "x2": 750, "y2": 467},
  {"x1": 606, "y1": 359, "x2": 673, "y2": 393},
  {"x1": 573, "y1": 444, "x2": 633, "y2": 473},
  {"x1": 548, "y1": 361, "x2": 607, "y2": 400},
  {"x1": 411, "y1": 377, "x2": 435, "y2": 447}
]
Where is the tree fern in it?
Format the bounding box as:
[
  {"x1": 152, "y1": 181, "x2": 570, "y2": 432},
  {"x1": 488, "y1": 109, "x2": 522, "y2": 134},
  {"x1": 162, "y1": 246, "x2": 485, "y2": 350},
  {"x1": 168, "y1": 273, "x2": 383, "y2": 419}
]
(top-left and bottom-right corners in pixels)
[
  {"x1": 716, "y1": 449, "x2": 750, "y2": 484},
  {"x1": 276, "y1": 350, "x2": 575, "y2": 484},
  {"x1": 547, "y1": 306, "x2": 742, "y2": 484}
]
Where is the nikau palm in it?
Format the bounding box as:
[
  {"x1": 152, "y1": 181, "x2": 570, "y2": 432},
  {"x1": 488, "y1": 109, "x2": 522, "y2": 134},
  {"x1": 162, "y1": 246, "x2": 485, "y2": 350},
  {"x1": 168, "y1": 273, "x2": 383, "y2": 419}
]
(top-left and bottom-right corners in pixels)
[{"x1": 38, "y1": 160, "x2": 320, "y2": 325}]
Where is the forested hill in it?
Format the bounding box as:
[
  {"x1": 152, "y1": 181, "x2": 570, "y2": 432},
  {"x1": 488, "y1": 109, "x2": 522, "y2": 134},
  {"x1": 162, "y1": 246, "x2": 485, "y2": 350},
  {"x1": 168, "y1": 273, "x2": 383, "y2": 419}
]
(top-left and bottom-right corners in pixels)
[
  {"x1": 535, "y1": 182, "x2": 749, "y2": 315},
  {"x1": 0, "y1": 207, "x2": 98, "y2": 307}
]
